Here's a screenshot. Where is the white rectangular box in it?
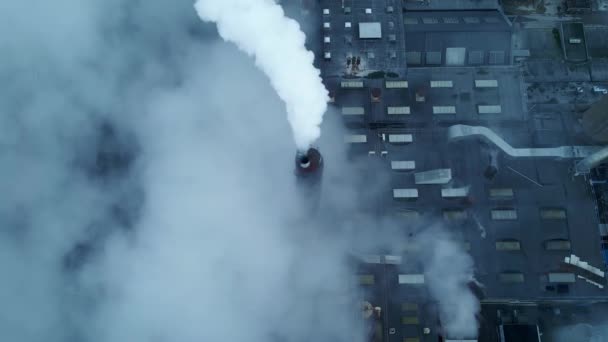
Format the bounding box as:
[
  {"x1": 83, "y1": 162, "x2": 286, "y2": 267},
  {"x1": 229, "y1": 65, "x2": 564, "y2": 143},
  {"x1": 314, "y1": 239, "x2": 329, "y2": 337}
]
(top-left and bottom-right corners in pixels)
[
  {"x1": 399, "y1": 274, "x2": 425, "y2": 284},
  {"x1": 433, "y1": 106, "x2": 456, "y2": 114},
  {"x1": 478, "y1": 105, "x2": 502, "y2": 114},
  {"x1": 388, "y1": 134, "x2": 413, "y2": 143},
  {"x1": 441, "y1": 187, "x2": 469, "y2": 198},
  {"x1": 385, "y1": 80, "x2": 408, "y2": 88},
  {"x1": 391, "y1": 160, "x2": 416, "y2": 171},
  {"x1": 344, "y1": 134, "x2": 367, "y2": 143},
  {"x1": 340, "y1": 80, "x2": 364, "y2": 88},
  {"x1": 475, "y1": 79, "x2": 498, "y2": 88},
  {"x1": 430, "y1": 80, "x2": 453, "y2": 88},
  {"x1": 341, "y1": 106, "x2": 365, "y2": 115},
  {"x1": 393, "y1": 188, "x2": 419, "y2": 199},
  {"x1": 387, "y1": 106, "x2": 411, "y2": 115}
]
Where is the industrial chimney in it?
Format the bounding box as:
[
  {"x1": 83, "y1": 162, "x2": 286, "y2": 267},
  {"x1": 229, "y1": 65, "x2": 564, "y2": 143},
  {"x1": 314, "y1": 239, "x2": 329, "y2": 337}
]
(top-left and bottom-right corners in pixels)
[{"x1": 295, "y1": 147, "x2": 324, "y2": 212}]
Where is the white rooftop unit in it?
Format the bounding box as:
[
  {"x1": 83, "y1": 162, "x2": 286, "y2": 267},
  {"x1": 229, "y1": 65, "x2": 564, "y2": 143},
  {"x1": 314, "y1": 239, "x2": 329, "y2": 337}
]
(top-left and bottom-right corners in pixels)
[
  {"x1": 341, "y1": 106, "x2": 365, "y2": 115},
  {"x1": 441, "y1": 187, "x2": 469, "y2": 198},
  {"x1": 569, "y1": 38, "x2": 582, "y2": 44},
  {"x1": 323, "y1": 8, "x2": 330, "y2": 15},
  {"x1": 393, "y1": 188, "x2": 419, "y2": 199},
  {"x1": 388, "y1": 134, "x2": 413, "y2": 144},
  {"x1": 324, "y1": 36, "x2": 330, "y2": 43},
  {"x1": 387, "y1": 106, "x2": 411, "y2": 115},
  {"x1": 478, "y1": 105, "x2": 502, "y2": 114},
  {"x1": 385, "y1": 80, "x2": 408, "y2": 88},
  {"x1": 415, "y1": 169, "x2": 452, "y2": 185},
  {"x1": 323, "y1": 52, "x2": 331, "y2": 60},
  {"x1": 398, "y1": 274, "x2": 425, "y2": 285},
  {"x1": 391, "y1": 160, "x2": 416, "y2": 171},
  {"x1": 323, "y1": 22, "x2": 331, "y2": 29},
  {"x1": 341, "y1": 80, "x2": 364, "y2": 88},
  {"x1": 475, "y1": 79, "x2": 498, "y2": 88},
  {"x1": 430, "y1": 80, "x2": 453, "y2": 88},
  {"x1": 345, "y1": 21, "x2": 352, "y2": 28},
  {"x1": 344, "y1": 134, "x2": 367, "y2": 143},
  {"x1": 365, "y1": 8, "x2": 372, "y2": 14},
  {"x1": 433, "y1": 106, "x2": 456, "y2": 114},
  {"x1": 548, "y1": 272, "x2": 576, "y2": 283},
  {"x1": 491, "y1": 209, "x2": 518, "y2": 220},
  {"x1": 359, "y1": 22, "x2": 382, "y2": 39}
]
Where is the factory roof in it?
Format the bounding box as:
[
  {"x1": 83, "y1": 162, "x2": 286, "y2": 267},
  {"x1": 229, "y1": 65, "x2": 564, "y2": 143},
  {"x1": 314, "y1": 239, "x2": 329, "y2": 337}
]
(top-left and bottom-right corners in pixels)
[
  {"x1": 328, "y1": 65, "x2": 606, "y2": 301},
  {"x1": 403, "y1": 0, "x2": 500, "y2": 11},
  {"x1": 403, "y1": 10, "x2": 511, "y2": 32}
]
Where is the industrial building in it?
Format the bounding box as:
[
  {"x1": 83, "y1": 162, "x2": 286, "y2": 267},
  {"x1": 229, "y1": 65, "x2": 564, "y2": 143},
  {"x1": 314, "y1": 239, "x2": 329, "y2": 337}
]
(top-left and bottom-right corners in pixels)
[{"x1": 312, "y1": 0, "x2": 608, "y2": 341}]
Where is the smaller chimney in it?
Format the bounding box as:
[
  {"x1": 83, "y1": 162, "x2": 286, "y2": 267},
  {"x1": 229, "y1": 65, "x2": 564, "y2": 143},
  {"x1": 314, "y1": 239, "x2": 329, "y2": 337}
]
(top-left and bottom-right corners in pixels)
[
  {"x1": 328, "y1": 90, "x2": 336, "y2": 103},
  {"x1": 371, "y1": 88, "x2": 381, "y2": 102}
]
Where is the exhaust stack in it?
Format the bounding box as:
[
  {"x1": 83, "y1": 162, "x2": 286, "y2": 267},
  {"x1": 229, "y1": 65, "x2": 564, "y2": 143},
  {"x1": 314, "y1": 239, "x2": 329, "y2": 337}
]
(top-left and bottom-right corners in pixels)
[
  {"x1": 295, "y1": 148, "x2": 324, "y2": 212},
  {"x1": 295, "y1": 147, "x2": 323, "y2": 177}
]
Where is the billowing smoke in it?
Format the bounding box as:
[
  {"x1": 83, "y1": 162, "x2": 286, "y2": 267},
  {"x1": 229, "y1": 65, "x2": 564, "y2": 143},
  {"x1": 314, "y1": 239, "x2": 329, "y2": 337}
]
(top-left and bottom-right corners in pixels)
[
  {"x1": 417, "y1": 227, "x2": 480, "y2": 338},
  {"x1": 194, "y1": 0, "x2": 328, "y2": 150}
]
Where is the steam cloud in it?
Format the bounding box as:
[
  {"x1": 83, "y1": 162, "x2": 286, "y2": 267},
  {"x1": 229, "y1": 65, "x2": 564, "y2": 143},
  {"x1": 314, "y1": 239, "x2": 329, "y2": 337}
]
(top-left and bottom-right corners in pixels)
[
  {"x1": 194, "y1": 0, "x2": 328, "y2": 150},
  {"x1": 0, "y1": 1, "x2": 482, "y2": 341},
  {"x1": 417, "y1": 227, "x2": 480, "y2": 338}
]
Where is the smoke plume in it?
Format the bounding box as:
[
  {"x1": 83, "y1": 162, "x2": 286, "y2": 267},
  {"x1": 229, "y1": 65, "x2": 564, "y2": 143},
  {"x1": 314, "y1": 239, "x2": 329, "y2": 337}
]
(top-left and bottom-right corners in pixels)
[
  {"x1": 194, "y1": 0, "x2": 328, "y2": 150},
  {"x1": 417, "y1": 227, "x2": 480, "y2": 338}
]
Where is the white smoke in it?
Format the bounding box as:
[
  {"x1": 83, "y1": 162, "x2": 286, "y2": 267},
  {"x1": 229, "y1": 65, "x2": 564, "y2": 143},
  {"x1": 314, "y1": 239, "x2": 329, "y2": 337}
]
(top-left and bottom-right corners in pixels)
[
  {"x1": 417, "y1": 227, "x2": 480, "y2": 338},
  {"x1": 194, "y1": 0, "x2": 328, "y2": 150}
]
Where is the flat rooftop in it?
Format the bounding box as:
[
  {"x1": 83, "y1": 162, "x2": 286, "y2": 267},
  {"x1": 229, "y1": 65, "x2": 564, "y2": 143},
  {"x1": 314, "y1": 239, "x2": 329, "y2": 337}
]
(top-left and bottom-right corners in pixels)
[{"x1": 332, "y1": 65, "x2": 606, "y2": 302}]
